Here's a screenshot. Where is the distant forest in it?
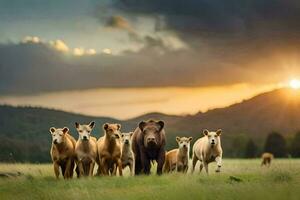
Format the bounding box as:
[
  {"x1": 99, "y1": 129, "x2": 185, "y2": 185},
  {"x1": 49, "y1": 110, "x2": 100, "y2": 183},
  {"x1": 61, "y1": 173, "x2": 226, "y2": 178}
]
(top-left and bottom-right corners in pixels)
[{"x1": 1, "y1": 103, "x2": 300, "y2": 162}]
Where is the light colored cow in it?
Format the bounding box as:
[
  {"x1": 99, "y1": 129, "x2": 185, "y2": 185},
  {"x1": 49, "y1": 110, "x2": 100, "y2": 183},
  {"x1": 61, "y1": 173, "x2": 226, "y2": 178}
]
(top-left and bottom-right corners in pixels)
[{"x1": 192, "y1": 129, "x2": 223, "y2": 174}]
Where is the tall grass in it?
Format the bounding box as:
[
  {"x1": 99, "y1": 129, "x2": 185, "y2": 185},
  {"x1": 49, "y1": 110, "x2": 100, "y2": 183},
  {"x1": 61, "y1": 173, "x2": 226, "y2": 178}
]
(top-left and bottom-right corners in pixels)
[{"x1": 0, "y1": 159, "x2": 300, "y2": 200}]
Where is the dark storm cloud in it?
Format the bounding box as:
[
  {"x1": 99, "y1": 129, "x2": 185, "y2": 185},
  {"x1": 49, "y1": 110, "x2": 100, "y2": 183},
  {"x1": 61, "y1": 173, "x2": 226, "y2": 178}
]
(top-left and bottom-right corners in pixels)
[
  {"x1": 105, "y1": 15, "x2": 131, "y2": 30},
  {"x1": 1, "y1": 1, "x2": 300, "y2": 94},
  {"x1": 113, "y1": 0, "x2": 300, "y2": 39},
  {"x1": 1, "y1": 38, "x2": 299, "y2": 95}
]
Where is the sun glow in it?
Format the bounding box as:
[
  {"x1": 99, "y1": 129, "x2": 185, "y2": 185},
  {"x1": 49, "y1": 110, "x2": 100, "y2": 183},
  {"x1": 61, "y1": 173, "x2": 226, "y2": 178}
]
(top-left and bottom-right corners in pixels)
[{"x1": 289, "y1": 79, "x2": 300, "y2": 89}]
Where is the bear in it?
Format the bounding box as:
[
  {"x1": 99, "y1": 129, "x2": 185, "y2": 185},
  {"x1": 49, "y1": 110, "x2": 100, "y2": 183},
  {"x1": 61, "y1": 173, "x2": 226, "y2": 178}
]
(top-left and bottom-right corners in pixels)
[{"x1": 132, "y1": 119, "x2": 166, "y2": 175}]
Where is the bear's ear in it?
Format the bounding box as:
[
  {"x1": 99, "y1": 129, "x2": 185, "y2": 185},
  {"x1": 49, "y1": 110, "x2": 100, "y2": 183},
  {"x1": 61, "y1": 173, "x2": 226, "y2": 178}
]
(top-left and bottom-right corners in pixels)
[
  {"x1": 116, "y1": 124, "x2": 121, "y2": 130},
  {"x1": 62, "y1": 127, "x2": 69, "y2": 134},
  {"x1": 203, "y1": 129, "x2": 209, "y2": 136},
  {"x1": 75, "y1": 122, "x2": 80, "y2": 129},
  {"x1": 129, "y1": 132, "x2": 133, "y2": 137},
  {"x1": 188, "y1": 137, "x2": 193, "y2": 142},
  {"x1": 216, "y1": 129, "x2": 222, "y2": 136},
  {"x1": 50, "y1": 127, "x2": 56, "y2": 134},
  {"x1": 89, "y1": 121, "x2": 95, "y2": 129},
  {"x1": 157, "y1": 120, "x2": 164, "y2": 131},
  {"x1": 176, "y1": 136, "x2": 181, "y2": 143},
  {"x1": 139, "y1": 121, "x2": 146, "y2": 131},
  {"x1": 103, "y1": 123, "x2": 109, "y2": 130}
]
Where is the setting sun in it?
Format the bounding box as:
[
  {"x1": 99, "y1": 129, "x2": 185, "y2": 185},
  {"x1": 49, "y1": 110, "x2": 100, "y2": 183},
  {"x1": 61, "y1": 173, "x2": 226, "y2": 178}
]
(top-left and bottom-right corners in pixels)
[{"x1": 289, "y1": 79, "x2": 300, "y2": 89}]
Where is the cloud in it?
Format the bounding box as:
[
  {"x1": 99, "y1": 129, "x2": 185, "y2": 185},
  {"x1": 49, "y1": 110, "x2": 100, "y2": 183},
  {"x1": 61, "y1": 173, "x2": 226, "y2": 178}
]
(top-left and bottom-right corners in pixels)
[
  {"x1": 22, "y1": 36, "x2": 41, "y2": 44},
  {"x1": 1, "y1": 37, "x2": 300, "y2": 95},
  {"x1": 105, "y1": 15, "x2": 131, "y2": 31},
  {"x1": 21, "y1": 36, "x2": 97, "y2": 56},
  {"x1": 49, "y1": 40, "x2": 69, "y2": 52},
  {"x1": 2, "y1": 1, "x2": 300, "y2": 94}
]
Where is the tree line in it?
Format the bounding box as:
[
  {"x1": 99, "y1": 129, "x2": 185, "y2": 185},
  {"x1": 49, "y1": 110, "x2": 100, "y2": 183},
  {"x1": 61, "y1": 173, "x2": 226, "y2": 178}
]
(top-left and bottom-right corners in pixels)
[{"x1": 244, "y1": 131, "x2": 300, "y2": 158}]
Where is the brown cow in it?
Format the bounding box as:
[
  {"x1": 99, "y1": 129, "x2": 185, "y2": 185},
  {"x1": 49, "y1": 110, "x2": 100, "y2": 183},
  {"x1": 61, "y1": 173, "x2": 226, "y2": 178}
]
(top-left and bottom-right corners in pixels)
[
  {"x1": 121, "y1": 132, "x2": 135, "y2": 176},
  {"x1": 97, "y1": 123, "x2": 123, "y2": 176},
  {"x1": 50, "y1": 127, "x2": 76, "y2": 179},
  {"x1": 132, "y1": 119, "x2": 166, "y2": 175},
  {"x1": 74, "y1": 121, "x2": 98, "y2": 177},
  {"x1": 164, "y1": 136, "x2": 192, "y2": 173},
  {"x1": 261, "y1": 152, "x2": 274, "y2": 167}
]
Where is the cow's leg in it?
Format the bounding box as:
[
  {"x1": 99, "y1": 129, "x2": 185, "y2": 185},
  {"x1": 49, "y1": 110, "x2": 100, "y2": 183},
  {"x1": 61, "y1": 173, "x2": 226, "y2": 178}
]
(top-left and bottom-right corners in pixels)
[
  {"x1": 177, "y1": 163, "x2": 183, "y2": 172},
  {"x1": 101, "y1": 158, "x2": 109, "y2": 175},
  {"x1": 192, "y1": 155, "x2": 198, "y2": 173},
  {"x1": 64, "y1": 158, "x2": 72, "y2": 178},
  {"x1": 204, "y1": 162, "x2": 209, "y2": 174},
  {"x1": 215, "y1": 156, "x2": 222, "y2": 173},
  {"x1": 199, "y1": 162, "x2": 204, "y2": 173},
  {"x1": 183, "y1": 165, "x2": 188, "y2": 173},
  {"x1": 89, "y1": 160, "x2": 95, "y2": 176},
  {"x1": 53, "y1": 162, "x2": 60, "y2": 179},
  {"x1": 117, "y1": 159, "x2": 123, "y2": 176},
  {"x1": 78, "y1": 160, "x2": 85, "y2": 177},
  {"x1": 129, "y1": 161, "x2": 134, "y2": 176},
  {"x1": 69, "y1": 159, "x2": 75, "y2": 178}
]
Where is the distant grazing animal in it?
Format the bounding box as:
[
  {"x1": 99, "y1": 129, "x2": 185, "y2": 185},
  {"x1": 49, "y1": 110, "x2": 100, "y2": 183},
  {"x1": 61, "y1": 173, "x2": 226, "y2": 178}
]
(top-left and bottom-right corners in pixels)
[
  {"x1": 121, "y1": 132, "x2": 135, "y2": 175},
  {"x1": 132, "y1": 119, "x2": 166, "y2": 175},
  {"x1": 97, "y1": 123, "x2": 123, "y2": 176},
  {"x1": 164, "y1": 136, "x2": 192, "y2": 173},
  {"x1": 50, "y1": 127, "x2": 76, "y2": 179},
  {"x1": 261, "y1": 152, "x2": 274, "y2": 167},
  {"x1": 192, "y1": 129, "x2": 223, "y2": 174},
  {"x1": 75, "y1": 121, "x2": 98, "y2": 177}
]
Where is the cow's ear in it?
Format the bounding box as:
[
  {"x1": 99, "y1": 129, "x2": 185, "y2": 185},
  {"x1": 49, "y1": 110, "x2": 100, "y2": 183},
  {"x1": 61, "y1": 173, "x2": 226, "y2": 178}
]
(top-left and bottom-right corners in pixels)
[
  {"x1": 103, "y1": 123, "x2": 109, "y2": 130},
  {"x1": 157, "y1": 120, "x2": 165, "y2": 131},
  {"x1": 139, "y1": 121, "x2": 146, "y2": 131},
  {"x1": 50, "y1": 127, "x2": 56, "y2": 134},
  {"x1": 216, "y1": 129, "x2": 222, "y2": 136},
  {"x1": 176, "y1": 136, "x2": 181, "y2": 143},
  {"x1": 203, "y1": 129, "x2": 209, "y2": 136},
  {"x1": 188, "y1": 137, "x2": 193, "y2": 142},
  {"x1": 89, "y1": 121, "x2": 95, "y2": 129},
  {"x1": 62, "y1": 127, "x2": 69, "y2": 134},
  {"x1": 116, "y1": 124, "x2": 121, "y2": 130},
  {"x1": 75, "y1": 122, "x2": 80, "y2": 129}
]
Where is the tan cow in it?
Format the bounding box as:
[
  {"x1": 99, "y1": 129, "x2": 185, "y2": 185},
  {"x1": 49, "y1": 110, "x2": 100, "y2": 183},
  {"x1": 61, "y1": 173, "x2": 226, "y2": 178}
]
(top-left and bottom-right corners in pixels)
[
  {"x1": 75, "y1": 121, "x2": 98, "y2": 177},
  {"x1": 261, "y1": 152, "x2": 274, "y2": 167},
  {"x1": 121, "y1": 132, "x2": 134, "y2": 176},
  {"x1": 192, "y1": 129, "x2": 223, "y2": 174},
  {"x1": 97, "y1": 123, "x2": 123, "y2": 176},
  {"x1": 164, "y1": 136, "x2": 193, "y2": 173},
  {"x1": 50, "y1": 127, "x2": 76, "y2": 179}
]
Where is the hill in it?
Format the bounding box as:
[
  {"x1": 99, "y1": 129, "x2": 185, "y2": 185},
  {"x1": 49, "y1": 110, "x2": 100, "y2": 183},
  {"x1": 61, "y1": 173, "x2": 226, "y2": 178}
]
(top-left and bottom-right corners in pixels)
[{"x1": 1, "y1": 88, "x2": 300, "y2": 162}]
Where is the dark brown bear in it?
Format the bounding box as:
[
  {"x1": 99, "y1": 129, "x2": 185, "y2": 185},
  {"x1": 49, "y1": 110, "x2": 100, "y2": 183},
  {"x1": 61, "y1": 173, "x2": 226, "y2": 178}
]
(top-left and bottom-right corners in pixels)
[{"x1": 132, "y1": 119, "x2": 166, "y2": 175}]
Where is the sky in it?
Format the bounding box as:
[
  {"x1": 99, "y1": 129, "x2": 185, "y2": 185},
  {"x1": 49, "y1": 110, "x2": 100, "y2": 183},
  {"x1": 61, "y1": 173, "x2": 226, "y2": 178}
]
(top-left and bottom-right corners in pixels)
[{"x1": 1, "y1": 0, "x2": 300, "y2": 118}]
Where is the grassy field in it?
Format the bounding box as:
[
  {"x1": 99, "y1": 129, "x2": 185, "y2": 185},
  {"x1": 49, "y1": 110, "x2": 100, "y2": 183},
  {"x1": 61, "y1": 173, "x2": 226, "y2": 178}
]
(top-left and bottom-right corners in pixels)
[{"x1": 0, "y1": 159, "x2": 300, "y2": 200}]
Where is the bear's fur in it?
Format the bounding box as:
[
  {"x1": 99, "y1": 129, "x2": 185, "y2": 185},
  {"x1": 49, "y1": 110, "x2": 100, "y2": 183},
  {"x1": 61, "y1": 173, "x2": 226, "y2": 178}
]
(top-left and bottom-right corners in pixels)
[{"x1": 132, "y1": 119, "x2": 166, "y2": 175}]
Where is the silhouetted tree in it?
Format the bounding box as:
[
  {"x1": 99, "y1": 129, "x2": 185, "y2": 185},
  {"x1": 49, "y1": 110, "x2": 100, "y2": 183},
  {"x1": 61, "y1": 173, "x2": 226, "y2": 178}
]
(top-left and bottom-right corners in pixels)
[
  {"x1": 290, "y1": 131, "x2": 300, "y2": 158},
  {"x1": 244, "y1": 139, "x2": 258, "y2": 158},
  {"x1": 264, "y1": 132, "x2": 287, "y2": 157}
]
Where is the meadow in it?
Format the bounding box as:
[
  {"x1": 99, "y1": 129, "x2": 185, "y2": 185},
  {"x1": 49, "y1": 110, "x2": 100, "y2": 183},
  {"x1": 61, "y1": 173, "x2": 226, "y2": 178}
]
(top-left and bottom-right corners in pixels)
[{"x1": 0, "y1": 159, "x2": 300, "y2": 200}]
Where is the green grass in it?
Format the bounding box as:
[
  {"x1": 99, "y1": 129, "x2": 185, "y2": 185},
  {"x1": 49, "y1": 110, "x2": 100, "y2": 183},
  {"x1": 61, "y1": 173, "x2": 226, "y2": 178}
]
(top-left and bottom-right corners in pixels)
[{"x1": 0, "y1": 159, "x2": 300, "y2": 200}]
